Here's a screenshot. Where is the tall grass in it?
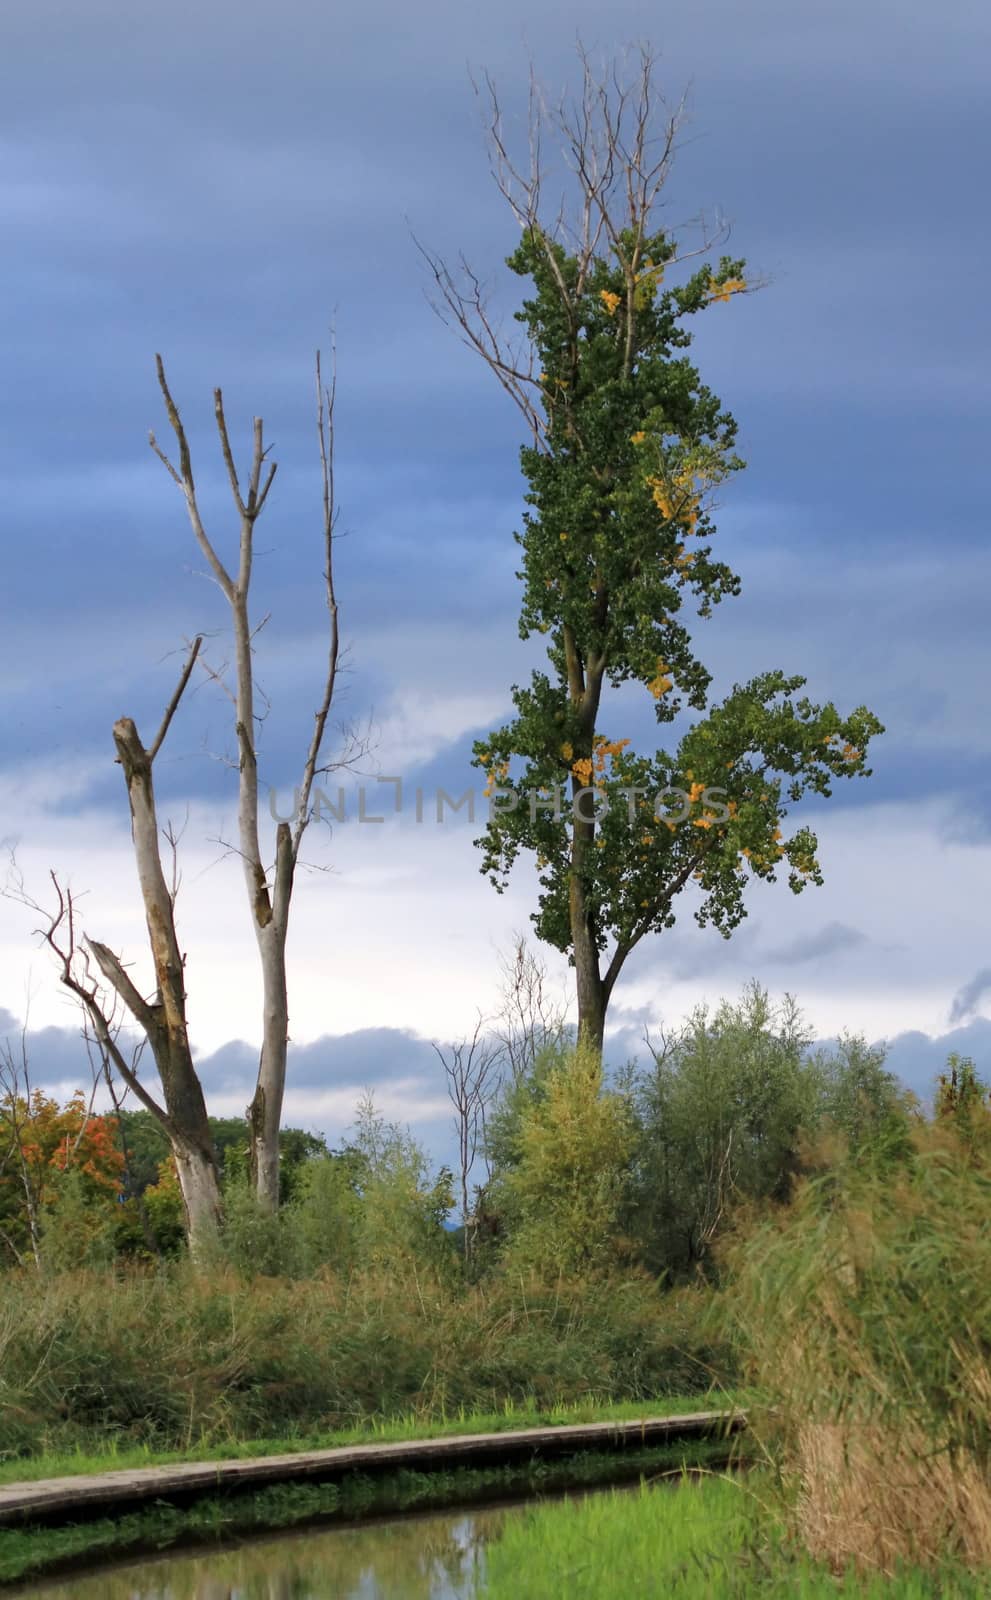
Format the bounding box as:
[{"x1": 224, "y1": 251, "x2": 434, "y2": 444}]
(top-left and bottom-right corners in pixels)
[
  {"x1": 0, "y1": 1264, "x2": 733, "y2": 1464},
  {"x1": 721, "y1": 1122, "x2": 991, "y2": 1576}
]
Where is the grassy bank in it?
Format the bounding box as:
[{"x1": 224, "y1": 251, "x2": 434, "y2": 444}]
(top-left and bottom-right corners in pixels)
[
  {"x1": 0, "y1": 1439, "x2": 734, "y2": 1588},
  {"x1": 0, "y1": 1392, "x2": 739, "y2": 1487},
  {"x1": 0, "y1": 1265, "x2": 732, "y2": 1467},
  {"x1": 481, "y1": 1476, "x2": 991, "y2": 1598}
]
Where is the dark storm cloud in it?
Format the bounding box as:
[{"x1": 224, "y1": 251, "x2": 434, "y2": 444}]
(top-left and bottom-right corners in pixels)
[
  {"x1": 2, "y1": 0, "x2": 989, "y2": 1052},
  {"x1": 949, "y1": 970, "x2": 991, "y2": 1027},
  {"x1": 194, "y1": 1027, "x2": 442, "y2": 1094},
  {"x1": 763, "y1": 922, "x2": 870, "y2": 966}
]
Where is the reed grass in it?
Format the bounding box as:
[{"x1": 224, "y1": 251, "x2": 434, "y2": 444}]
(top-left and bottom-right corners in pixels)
[{"x1": 720, "y1": 1122, "x2": 991, "y2": 1576}]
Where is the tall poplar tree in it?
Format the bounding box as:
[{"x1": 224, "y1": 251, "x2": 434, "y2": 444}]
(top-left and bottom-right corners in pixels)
[{"x1": 426, "y1": 48, "x2": 883, "y2": 1050}]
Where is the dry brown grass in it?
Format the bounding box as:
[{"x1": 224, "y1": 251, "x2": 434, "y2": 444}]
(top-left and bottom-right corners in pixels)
[
  {"x1": 794, "y1": 1416, "x2": 991, "y2": 1577},
  {"x1": 720, "y1": 1123, "x2": 991, "y2": 1576}
]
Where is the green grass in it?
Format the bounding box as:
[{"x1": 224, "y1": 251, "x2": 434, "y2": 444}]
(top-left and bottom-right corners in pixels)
[
  {"x1": 0, "y1": 1391, "x2": 742, "y2": 1487},
  {"x1": 480, "y1": 1475, "x2": 991, "y2": 1598},
  {"x1": 0, "y1": 1439, "x2": 735, "y2": 1588}
]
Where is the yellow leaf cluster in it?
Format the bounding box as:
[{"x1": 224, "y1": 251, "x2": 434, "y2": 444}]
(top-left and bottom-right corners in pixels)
[
  {"x1": 599, "y1": 289, "x2": 621, "y2": 315},
  {"x1": 646, "y1": 467, "x2": 707, "y2": 537},
  {"x1": 647, "y1": 659, "x2": 673, "y2": 699},
  {"x1": 592, "y1": 736, "x2": 631, "y2": 771},
  {"x1": 708, "y1": 275, "x2": 747, "y2": 303},
  {"x1": 482, "y1": 757, "x2": 511, "y2": 798}
]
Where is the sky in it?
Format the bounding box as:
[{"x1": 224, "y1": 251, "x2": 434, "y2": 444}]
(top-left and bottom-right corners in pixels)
[{"x1": 2, "y1": 0, "x2": 990, "y2": 1157}]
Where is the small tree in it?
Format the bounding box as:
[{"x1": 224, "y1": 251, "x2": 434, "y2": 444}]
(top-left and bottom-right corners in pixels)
[
  {"x1": 0, "y1": 1073, "x2": 124, "y2": 1270},
  {"x1": 425, "y1": 47, "x2": 883, "y2": 1050},
  {"x1": 502, "y1": 1041, "x2": 635, "y2": 1277},
  {"x1": 433, "y1": 1015, "x2": 502, "y2": 1261},
  {"x1": 632, "y1": 984, "x2": 818, "y2": 1277},
  {"x1": 814, "y1": 1034, "x2": 910, "y2": 1153},
  {"x1": 492, "y1": 935, "x2": 569, "y2": 1082}
]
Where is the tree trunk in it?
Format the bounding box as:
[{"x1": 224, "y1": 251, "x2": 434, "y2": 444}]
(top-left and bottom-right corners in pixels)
[
  {"x1": 248, "y1": 920, "x2": 290, "y2": 1211},
  {"x1": 96, "y1": 715, "x2": 223, "y2": 1259},
  {"x1": 569, "y1": 824, "x2": 610, "y2": 1056},
  {"x1": 173, "y1": 1140, "x2": 223, "y2": 1258}
]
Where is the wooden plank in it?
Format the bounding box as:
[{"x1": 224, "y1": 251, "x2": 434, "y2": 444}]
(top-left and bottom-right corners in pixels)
[{"x1": 0, "y1": 1410, "x2": 744, "y2": 1527}]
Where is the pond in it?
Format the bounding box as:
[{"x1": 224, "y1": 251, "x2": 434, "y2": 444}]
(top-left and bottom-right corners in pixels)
[{"x1": 22, "y1": 1497, "x2": 556, "y2": 1599}]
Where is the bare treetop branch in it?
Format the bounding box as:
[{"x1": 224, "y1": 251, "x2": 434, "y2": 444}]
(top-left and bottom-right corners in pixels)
[{"x1": 148, "y1": 634, "x2": 203, "y2": 765}]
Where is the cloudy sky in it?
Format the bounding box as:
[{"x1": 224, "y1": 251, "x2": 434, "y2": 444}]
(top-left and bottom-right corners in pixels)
[{"x1": 2, "y1": 0, "x2": 990, "y2": 1152}]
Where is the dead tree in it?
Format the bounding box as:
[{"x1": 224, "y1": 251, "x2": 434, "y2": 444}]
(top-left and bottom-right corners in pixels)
[
  {"x1": 149, "y1": 352, "x2": 344, "y2": 1211},
  {"x1": 493, "y1": 935, "x2": 568, "y2": 1084},
  {"x1": 433, "y1": 1015, "x2": 502, "y2": 1260},
  {"x1": 7, "y1": 697, "x2": 224, "y2": 1260}
]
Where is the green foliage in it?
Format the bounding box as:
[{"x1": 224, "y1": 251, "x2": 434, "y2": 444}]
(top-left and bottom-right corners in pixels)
[
  {"x1": 473, "y1": 216, "x2": 882, "y2": 1016},
  {"x1": 39, "y1": 1169, "x2": 119, "y2": 1272},
  {"x1": 114, "y1": 1113, "x2": 327, "y2": 1205},
  {"x1": 346, "y1": 1094, "x2": 456, "y2": 1278},
  {"x1": 483, "y1": 1051, "x2": 551, "y2": 1171},
  {"x1": 216, "y1": 1098, "x2": 454, "y2": 1283},
  {"x1": 500, "y1": 1042, "x2": 636, "y2": 1276},
  {"x1": 934, "y1": 1053, "x2": 991, "y2": 1157},
  {"x1": 624, "y1": 984, "x2": 914, "y2": 1281},
  {"x1": 114, "y1": 1109, "x2": 172, "y2": 1196},
  {"x1": 812, "y1": 1032, "x2": 912, "y2": 1154},
  {"x1": 629, "y1": 984, "x2": 818, "y2": 1277}
]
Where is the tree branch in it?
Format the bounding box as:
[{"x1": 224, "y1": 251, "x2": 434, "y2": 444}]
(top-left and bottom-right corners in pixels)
[{"x1": 147, "y1": 635, "x2": 203, "y2": 764}]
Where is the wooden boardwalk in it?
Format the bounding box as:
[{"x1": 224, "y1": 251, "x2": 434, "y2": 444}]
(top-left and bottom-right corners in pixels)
[{"x1": 0, "y1": 1410, "x2": 744, "y2": 1527}]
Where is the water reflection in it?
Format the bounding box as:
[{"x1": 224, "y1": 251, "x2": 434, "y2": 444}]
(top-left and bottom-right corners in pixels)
[{"x1": 28, "y1": 1504, "x2": 513, "y2": 1599}]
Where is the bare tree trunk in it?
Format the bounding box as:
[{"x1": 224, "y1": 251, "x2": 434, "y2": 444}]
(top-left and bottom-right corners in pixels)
[
  {"x1": 151, "y1": 353, "x2": 344, "y2": 1213},
  {"x1": 91, "y1": 707, "x2": 223, "y2": 1254},
  {"x1": 171, "y1": 1142, "x2": 223, "y2": 1249},
  {"x1": 7, "y1": 642, "x2": 225, "y2": 1261},
  {"x1": 248, "y1": 904, "x2": 290, "y2": 1210}
]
